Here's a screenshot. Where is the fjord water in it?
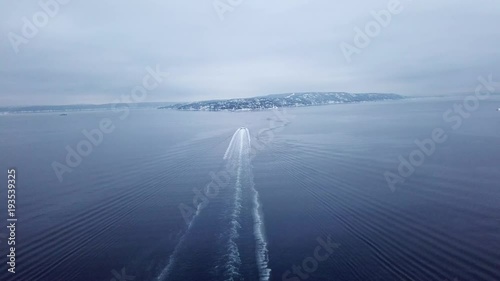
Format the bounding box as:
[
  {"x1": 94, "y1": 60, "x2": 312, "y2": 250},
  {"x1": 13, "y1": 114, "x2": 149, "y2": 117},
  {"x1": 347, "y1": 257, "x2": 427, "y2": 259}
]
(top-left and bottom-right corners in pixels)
[{"x1": 0, "y1": 97, "x2": 499, "y2": 281}]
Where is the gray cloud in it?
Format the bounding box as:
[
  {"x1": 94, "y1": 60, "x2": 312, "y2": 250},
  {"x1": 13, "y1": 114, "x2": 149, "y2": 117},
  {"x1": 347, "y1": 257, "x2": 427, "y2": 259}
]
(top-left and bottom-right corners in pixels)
[{"x1": 1, "y1": 0, "x2": 499, "y2": 105}]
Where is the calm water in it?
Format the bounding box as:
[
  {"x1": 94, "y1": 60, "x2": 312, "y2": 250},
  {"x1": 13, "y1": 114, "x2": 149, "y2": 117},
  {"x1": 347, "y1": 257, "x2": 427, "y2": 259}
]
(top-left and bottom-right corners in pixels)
[{"x1": 1, "y1": 97, "x2": 499, "y2": 281}]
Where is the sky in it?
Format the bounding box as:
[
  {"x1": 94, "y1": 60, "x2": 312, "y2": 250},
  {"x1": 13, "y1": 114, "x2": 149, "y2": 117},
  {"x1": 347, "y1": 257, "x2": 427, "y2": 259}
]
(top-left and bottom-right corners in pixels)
[{"x1": 1, "y1": 0, "x2": 499, "y2": 106}]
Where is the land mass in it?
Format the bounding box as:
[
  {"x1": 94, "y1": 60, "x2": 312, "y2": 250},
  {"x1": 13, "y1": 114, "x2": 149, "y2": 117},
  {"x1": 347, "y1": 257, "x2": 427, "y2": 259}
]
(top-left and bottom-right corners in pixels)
[
  {"x1": 0, "y1": 93, "x2": 405, "y2": 114},
  {"x1": 159, "y1": 92, "x2": 404, "y2": 111}
]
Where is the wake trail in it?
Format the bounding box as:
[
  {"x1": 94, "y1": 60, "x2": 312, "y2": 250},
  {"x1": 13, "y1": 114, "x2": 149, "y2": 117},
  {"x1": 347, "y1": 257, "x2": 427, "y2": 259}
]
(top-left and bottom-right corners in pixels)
[
  {"x1": 156, "y1": 201, "x2": 203, "y2": 281},
  {"x1": 157, "y1": 128, "x2": 248, "y2": 281},
  {"x1": 251, "y1": 184, "x2": 271, "y2": 281},
  {"x1": 157, "y1": 127, "x2": 270, "y2": 281},
  {"x1": 223, "y1": 128, "x2": 241, "y2": 160},
  {"x1": 223, "y1": 127, "x2": 271, "y2": 281},
  {"x1": 222, "y1": 128, "x2": 246, "y2": 280}
]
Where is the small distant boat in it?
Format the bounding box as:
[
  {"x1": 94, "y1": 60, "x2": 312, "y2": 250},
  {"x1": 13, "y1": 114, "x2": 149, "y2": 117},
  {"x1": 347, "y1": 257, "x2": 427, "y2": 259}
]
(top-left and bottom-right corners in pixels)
[
  {"x1": 59, "y1": 113, "x2": 68, "y2": 116},
  {"x1": 497, "y1": 108, "x2": 500, "y2": 111}
]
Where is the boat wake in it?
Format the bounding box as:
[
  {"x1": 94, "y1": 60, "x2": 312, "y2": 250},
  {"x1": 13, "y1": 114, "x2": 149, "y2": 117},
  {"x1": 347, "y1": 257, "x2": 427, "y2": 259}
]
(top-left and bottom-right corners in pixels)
[
  {"x1": 221, "y1": 127, "x2": 271, "y2": 281},
  {"x1": 156, "y1": 127, "x2": 270, "y2": 281}
]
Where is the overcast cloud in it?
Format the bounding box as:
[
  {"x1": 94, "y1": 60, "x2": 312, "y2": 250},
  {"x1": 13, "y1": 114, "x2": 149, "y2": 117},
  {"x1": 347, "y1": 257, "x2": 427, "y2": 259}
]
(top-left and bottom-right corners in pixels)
[{"x1": 1, "y1": 0, "x2": 499, "y2": 105}]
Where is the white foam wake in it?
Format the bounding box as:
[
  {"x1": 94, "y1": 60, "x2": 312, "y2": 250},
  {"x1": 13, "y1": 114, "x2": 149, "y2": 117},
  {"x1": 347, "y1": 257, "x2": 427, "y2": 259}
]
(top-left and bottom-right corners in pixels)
[
  {"x1": 224, "y1": 128, "x2": 241, "y2": 160},
  {"x1": 157, "y1": 127, "x2": 270, "y2": 281},
  {"x1": 224, "y1": 127, "x2": 270, "y2": 281},
  {"x1": 251, "y1": 185, "x2": 271, "y2": 281},
  {"x1": 156, "y1": 200, "x2": 204, "y2": 281},
  {"x1": 223, "y1": 128, "x2": 248, "y2": 280}
]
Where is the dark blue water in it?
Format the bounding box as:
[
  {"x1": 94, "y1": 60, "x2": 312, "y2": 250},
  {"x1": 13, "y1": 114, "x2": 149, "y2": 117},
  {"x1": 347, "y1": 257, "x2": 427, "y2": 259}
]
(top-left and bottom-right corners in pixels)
[{"x1": 0, "y1": 97, "x2": 499, "y2": 281}]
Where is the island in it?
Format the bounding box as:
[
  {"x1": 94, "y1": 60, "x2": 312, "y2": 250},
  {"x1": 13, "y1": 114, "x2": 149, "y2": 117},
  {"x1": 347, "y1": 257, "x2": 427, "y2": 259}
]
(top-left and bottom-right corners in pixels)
[{"x1": 159, "y1": 92, "x2": 404, "y2": 111}]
